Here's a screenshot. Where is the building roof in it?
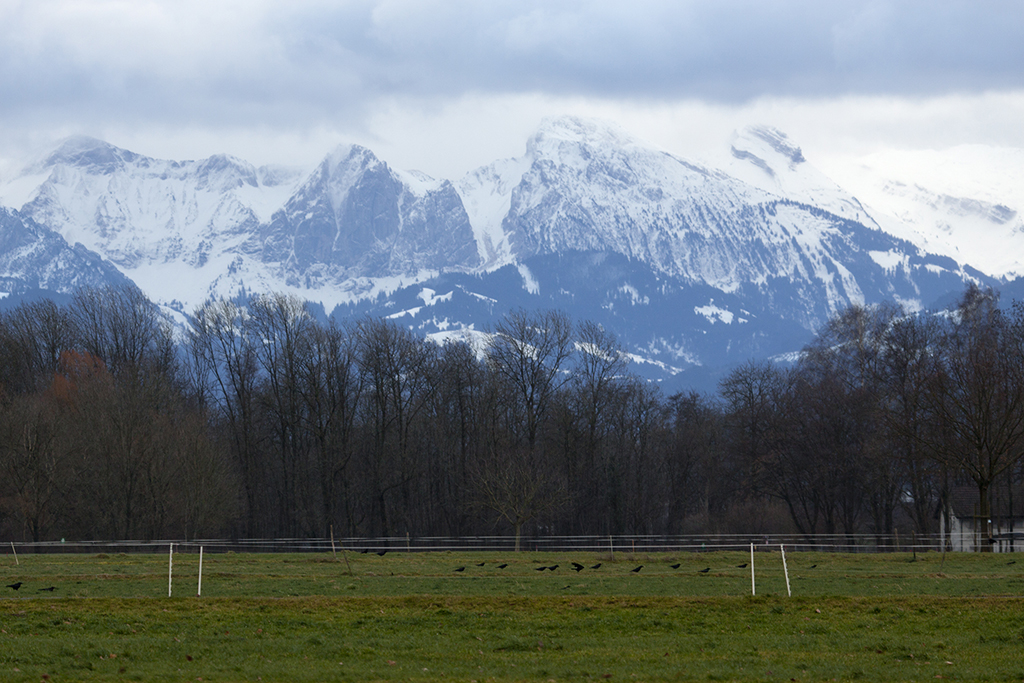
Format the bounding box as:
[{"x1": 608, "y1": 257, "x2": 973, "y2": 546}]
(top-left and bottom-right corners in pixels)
[{"x1": 949, "y1": 482, "x2": 1024, "y2": 520}]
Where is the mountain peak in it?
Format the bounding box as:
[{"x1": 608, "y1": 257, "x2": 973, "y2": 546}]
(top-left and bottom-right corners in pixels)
[
  {"x1": 527, "y1": 116, "x2": 638, "y2": 159},
  {"x1": 723, "y1": 125, "x2": 879, "y2": 230},
  {"x1": 51, "y1": 135, "x2": 112, "y2": 154},
  {"x1": 194, "y1": 153, "x2": 259, "y2": 189},
  {"x1": 731, "y1": 126, "x2": 806, "y2": 173},
  {"x1": 40, "y1": 135, "x2": 140, "y2": 174},
  {"x1": 324, "y1": 143, "x2": 380, "y2": 171}
]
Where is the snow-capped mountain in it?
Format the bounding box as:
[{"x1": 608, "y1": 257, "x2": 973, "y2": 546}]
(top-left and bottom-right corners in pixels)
[
  {"x1": 0, "y1": 117, "x2": 997, "y2": 389},
  {"x1": 252, "y1": 144, "x2": 479, "y2": 287},
  {"x1": 16, "y1": 136, "x2": 299, "y2": 265},
  {"x1": 344, "y1": 117, "x2": 987, "y2": 388},
  {"x1": 457, "y1": 117, "x2": 976, "y2": 327},
  {"x1": 2, "y1": 136, "x2": 483, "y2": 313},
  {"x1": 4, "y1": 136, "x2": 305, "y2": 311},
  {"x1": 722, "y1": 126, "x2": 876, "y2": 227}
]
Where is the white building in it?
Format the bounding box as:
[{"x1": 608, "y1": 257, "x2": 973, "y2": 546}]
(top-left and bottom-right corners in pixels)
[{"x1": 943, "y1": 484, "x2": 1024, "y2": 552}]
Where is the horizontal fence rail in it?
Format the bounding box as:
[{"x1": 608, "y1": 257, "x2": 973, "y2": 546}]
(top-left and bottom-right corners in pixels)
[{"x1": 4, "y1": 533, "x2": 1005, "y2": 555}]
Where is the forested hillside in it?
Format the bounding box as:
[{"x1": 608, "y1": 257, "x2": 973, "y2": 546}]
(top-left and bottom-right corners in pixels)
[{"x1": 0, "y1": 284, "x2": 1021, "y2": 546}]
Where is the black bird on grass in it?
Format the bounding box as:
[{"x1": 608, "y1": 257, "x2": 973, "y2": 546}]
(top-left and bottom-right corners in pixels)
[
  {"x1": 547, "y1": 565, "x2": 559, "y2": 571},
  {"x1": 808, "y1": 564, "x2": 817, "y2": 569},
  {"x1": 38, "y1": 586, "x2": 56, "y2": 592},
  {"x1": 736, "y1": 563, "x2": 748, "y2": 569},
  {"x1": 360, "y1": 548, "x2": 369, "y2": 554},
  {"x1": 1008, "y1": 560, "x2": 1016, "y2": 565},
  {"x1": 497, "y1": 563, "x2": 508, "y2": 569},
  {"x1": 571, "y1": 562, "x2": 584, "y2": 572},
  {"x1": 376, "y1": 550, "x2": 387, "y2": 556},
  {"x1": 476, "y1": 562, "x2": 486, "y2": 567},
  {"x1": 590, "y1": 563, "x2": 602, "y2": 570},
  {"x1": 454, "y1": 566, "x2": 466, "y2": 572},
  {"x1": 535, "y1": 565, "x2": 548, "y2": 571},
  {"x1": 670, "y1": 563, "x2": 681, "y2": 569},
  {"x1": 698, "y1": 567, "x2": 710, "y2": 574},
  {"x1": 6, "y1": 582, "x2": 22, "y2": 590},
  {"x1": 631, "y1": 565, "x2": 643, "y2": 573}
]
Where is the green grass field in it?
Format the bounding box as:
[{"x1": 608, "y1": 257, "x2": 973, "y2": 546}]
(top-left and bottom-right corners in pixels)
[{"x1": 2, "y1": 550, "x2": 1023, "y2": 681}]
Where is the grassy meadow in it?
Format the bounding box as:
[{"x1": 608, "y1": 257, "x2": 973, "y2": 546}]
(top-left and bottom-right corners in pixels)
[{"x1": 2, "y1": 549, "x2": 1023, "y2": 681}]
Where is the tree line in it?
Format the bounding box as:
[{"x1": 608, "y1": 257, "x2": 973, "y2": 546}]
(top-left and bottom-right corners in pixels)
[{"x1": 0, "y1": 283, "x2": 1022, "y2": 547}]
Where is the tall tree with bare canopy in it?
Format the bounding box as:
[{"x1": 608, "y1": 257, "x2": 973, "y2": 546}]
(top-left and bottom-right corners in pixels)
[{"x1": 924, "y1": 285, "x2": 1024, "y2": 550}]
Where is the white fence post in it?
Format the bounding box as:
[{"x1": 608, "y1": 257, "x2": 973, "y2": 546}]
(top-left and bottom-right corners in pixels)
[
  {"x1": 750, "y1": 543, "x2": 755, "y2": 596},
  {"x1": 781, "y1": 544, "x2": 791, "y2": 597}
]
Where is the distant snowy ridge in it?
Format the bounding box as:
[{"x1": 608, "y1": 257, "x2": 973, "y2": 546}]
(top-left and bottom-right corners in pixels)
[{"x1": 824, "y1": 145, "x2": 1024, "y2": 280}]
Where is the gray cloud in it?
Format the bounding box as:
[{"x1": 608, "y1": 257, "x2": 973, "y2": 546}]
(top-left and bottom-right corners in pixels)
[
  {"x1": 0, "y1": 1, "x2": 1022, "y2": 142},
  {"x1": 246, "y1": 1, "x2": 1024, "y2": 100}
]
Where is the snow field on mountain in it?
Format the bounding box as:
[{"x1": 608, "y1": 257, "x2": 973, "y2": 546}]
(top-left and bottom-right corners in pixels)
[
  {"x1": 824, "y1": 145, "x2": 1024, "y2": 280},
  {"x1": 456, "y1": 156, "x2": 529, "y2": 268}
]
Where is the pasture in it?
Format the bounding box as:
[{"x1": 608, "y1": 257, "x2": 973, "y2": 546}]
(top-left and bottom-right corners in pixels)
[{"x1": 2, "y1": 549, "x2": 1023, "y2": 681}]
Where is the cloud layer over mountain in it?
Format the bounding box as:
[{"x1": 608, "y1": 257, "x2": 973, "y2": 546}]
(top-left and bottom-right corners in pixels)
[{"x1": 3, "y1": 1, "x2": 1023, "y2": 129}]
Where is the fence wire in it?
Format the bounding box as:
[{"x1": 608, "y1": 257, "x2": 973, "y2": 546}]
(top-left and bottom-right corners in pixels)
[{"x1": 4, "y1": 533, "x2": 973, "y2": 555}]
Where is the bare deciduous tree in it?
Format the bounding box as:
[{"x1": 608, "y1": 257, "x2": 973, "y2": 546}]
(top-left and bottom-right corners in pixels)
[
  {"x1": 188, "y1": 299, "x2": 263, "y2": 535},
  {"x1": 923, "y1": 286, "x2": 1024, "y2": 550}
]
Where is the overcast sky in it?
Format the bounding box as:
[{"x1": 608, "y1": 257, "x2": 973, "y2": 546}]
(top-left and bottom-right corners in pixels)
[{"x1": 2, "y1": 0, "x2": 1023, "y2": 179}]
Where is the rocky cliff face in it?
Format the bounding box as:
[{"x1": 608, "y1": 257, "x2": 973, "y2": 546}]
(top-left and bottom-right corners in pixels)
[
  {"x1": 0, "y1": 206, "x2": 130, "y2": 300},
  {"x1": 253, "y1": 144, "x2": 479, "y2": 286}
]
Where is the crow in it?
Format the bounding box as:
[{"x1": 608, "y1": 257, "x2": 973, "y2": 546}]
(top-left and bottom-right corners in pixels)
[
  {"x1": 670, "y1": 563, "x2": 681, "y2": 569},
  {"x1": 497, "y1": 563, "x2": 508, "y2": 569},
  {"x1": 571, "y1": 562, "x2": 584, "y2": 572},
  {"x1": 376, "y1": 550, "x2": 387, "y2": 556},
  {"x1": 548, "y1": 565, "x2": 559, "y2": 571},
  {"x1": 38, "y1": 586, "x2": 56, "y2": 592},
  {"x1": 590, "y1": 563, "x2": 602, "y2": 570},
  {"x1": 808, "y1": 564, "x2": 817, "y2": 569},
  {"x1": 476, "y1": 562, "x2": 486, "y2": 567},
  {"x1": 1008, "y1": 560, "x2": 1017, "y2": 565},
  {"x1": 360, "y1": 548, "x2": 370, "y2": 554},
  {"x1": 454, "y1": 566, "x2": 466, "y2": 572},
  {"x1": 736, "y1": 563, "x2": 748, "y2": 569},
  {"x1": 698, "y1": 567, "x2": 710, "y2": 574},
  {"x1": 6, "y1": 582, "x2": 22, "y2": 590},
  {"x1": 535, "y1": 566, "x2": 548, "y2": 571},
  {"x1": 631, "y1": 565, "x2": 643, "y2": 573}
]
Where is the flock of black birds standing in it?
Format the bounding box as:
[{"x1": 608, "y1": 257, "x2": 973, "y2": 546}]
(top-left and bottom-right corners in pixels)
[
  {"x1": 347, "y1": 549, "x2": 764, "y2": 575},
  {"x1": 16, "y1": 555, "x2": 983, "y2": 597},
  {"x1": 445, "y1": 560, "x2": 762, "y2": 574},
  {"x1": 343, "y1": 552, "x2": 788, "y2": 576}
]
